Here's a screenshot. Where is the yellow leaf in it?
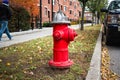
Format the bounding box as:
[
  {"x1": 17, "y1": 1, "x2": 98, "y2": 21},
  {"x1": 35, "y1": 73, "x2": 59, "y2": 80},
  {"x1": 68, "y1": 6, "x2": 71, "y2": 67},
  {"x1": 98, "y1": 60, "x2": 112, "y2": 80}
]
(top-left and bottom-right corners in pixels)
[
  {"x1": 29, "y1": 57, "x2": 32, "y2": 60},
  {"x1": 0, "y1": 59, "x2": 2, "y2": 62},
  {"x1": 6, "y1": 62, "x2": 11, "y2": 66}
]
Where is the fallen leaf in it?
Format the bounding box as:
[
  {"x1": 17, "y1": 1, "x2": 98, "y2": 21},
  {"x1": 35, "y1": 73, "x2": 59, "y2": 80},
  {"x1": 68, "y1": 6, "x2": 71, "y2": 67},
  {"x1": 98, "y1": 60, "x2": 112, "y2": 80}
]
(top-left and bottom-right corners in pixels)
[
  {"x1": 6, "y1": 62, "x2": 11, "y2": 66},
  {"x1": 0, "y1": 59, "x2": 2, "y2": 62}
]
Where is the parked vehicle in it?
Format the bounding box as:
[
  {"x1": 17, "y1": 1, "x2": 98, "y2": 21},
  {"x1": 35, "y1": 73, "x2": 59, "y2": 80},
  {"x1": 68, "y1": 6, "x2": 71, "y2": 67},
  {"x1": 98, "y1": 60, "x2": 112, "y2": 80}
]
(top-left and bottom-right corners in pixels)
[{"x1": 101, "y1": 0, "x2": 120, "y2": 45}]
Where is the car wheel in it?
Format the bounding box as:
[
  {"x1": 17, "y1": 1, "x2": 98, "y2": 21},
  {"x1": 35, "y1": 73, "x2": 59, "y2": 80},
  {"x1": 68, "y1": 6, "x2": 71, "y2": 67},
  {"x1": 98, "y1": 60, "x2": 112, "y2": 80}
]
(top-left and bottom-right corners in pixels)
[{"x1": 102, "y1": 32, "x2": 104, "y2": 41}]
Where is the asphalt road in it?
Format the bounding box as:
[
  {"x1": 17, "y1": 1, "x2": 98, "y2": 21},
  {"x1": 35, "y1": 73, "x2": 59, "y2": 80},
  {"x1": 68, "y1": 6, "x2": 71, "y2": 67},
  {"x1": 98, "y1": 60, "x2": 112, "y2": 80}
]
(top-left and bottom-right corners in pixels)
[{"x1": 108, "y1": 45, "x2": 120, "y2": 77}]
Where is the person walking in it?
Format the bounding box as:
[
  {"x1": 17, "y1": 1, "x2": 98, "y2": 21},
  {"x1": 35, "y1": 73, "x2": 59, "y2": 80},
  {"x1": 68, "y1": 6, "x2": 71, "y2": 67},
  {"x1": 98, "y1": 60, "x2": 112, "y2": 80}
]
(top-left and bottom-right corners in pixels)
[{"x1": 0, "y1": 0, "x2": 12, "y2": 41}]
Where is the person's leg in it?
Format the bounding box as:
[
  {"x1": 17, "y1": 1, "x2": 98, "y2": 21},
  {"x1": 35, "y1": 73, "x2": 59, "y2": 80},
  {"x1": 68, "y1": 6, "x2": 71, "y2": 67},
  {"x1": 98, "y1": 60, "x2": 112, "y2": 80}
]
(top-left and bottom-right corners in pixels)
[
  {"x1": 4, "y1": 21, "x2": 12, "y2": 40},
  {"x1": 4, "y1": 28, "x2": 12, "y2": 40},
  {"x1": 0, "y1": 21, "x2": 7, "y2": 41},
  {"x1": 0, "y1": 21, "x2": 1, "y2": 41}
]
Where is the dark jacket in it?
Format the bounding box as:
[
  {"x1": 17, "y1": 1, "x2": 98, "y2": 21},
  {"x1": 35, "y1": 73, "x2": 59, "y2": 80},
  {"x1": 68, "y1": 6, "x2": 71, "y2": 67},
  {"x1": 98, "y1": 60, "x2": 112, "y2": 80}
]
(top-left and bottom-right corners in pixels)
[{"x1": 0, "y1": 4, "x2": 12, "y2": 21}]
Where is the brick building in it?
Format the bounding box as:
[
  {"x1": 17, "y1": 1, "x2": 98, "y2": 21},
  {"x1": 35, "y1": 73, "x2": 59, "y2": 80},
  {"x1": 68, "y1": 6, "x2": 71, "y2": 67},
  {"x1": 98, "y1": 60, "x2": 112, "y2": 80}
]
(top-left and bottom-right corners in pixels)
[
  {"x1": 38, "y1": 0, "x2": 82, "y2": 24},
  {"x1": 84, "y1": 11, "x2": 92, "y2": 22}
]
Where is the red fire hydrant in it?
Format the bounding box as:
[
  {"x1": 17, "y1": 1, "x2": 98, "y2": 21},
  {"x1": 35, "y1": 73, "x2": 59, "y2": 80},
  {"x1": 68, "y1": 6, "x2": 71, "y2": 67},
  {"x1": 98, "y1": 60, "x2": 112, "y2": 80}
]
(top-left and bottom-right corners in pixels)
[{"x1": 49, "y1": 11, "x2": 77, "y2": 68}]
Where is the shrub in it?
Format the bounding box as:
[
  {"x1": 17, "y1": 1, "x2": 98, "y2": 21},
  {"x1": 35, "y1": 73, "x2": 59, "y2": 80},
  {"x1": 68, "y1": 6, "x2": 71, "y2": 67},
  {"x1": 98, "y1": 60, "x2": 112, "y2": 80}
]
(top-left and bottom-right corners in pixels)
[
  {"x1": 9, "y1": 6, "x2": 30, "y2": 32},
  {"x1": 43, "y1": 22, "x2": 52, "y2": 27}
]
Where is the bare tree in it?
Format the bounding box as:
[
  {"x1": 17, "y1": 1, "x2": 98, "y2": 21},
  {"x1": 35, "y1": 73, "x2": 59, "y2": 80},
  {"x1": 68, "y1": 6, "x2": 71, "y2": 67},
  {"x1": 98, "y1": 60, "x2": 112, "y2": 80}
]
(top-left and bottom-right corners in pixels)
[{"x1": 79, "y1": 0, "x2": 88, "y2": 30}]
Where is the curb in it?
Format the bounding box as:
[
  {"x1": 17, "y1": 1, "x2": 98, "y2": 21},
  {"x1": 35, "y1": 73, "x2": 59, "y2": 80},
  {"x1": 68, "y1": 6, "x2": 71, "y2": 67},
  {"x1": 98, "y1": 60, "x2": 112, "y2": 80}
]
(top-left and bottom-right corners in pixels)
[{"x1": 86, "y1": 29, "x2": 102, "y2": 80}]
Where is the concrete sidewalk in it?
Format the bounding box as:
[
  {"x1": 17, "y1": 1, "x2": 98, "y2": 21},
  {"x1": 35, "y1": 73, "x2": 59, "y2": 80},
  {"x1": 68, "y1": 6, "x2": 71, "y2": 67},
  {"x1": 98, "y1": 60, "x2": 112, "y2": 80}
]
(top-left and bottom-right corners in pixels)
[
  {"x1": 0, "y1": 27, "x2": 53, "y2": 48},
  {"x1": 2, "y1": 29, "x2": 41, "y2": 38}
]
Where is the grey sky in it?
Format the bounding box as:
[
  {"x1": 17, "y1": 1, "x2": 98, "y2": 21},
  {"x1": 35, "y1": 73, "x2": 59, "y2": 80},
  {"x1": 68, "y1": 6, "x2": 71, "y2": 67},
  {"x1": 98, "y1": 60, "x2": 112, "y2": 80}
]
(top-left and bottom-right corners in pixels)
[{"x1": 108, "y1": 0, "x2": 112, "y2": 3}]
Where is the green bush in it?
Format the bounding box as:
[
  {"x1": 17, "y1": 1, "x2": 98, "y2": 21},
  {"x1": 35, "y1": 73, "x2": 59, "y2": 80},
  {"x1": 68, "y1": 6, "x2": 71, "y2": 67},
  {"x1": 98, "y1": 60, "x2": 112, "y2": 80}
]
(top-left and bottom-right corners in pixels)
[
  {"x1": 43, "y1": 22, "x2": 52, "y2": 27},
  {"x1": 9, "y1": 6, "x2": 30, "y2": 32}
]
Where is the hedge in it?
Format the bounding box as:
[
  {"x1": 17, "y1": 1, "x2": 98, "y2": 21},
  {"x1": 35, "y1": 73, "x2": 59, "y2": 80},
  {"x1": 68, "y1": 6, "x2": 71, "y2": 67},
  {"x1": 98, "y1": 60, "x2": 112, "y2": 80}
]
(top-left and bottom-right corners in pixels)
[{"x1": 9, "y1": 6, "x2": 30, "y2": 32}]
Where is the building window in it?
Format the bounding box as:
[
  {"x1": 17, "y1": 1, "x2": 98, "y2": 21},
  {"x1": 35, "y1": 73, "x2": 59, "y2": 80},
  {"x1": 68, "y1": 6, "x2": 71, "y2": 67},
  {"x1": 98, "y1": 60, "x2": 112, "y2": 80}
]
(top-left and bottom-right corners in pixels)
[
  {"x1": 78, "y1": 3, "x2": 80, "y2": 6},
  {"x1": 53, "y1": 0, "x2": 57, "y2": 5},
  {"x1": 64, "y1": 6, "x2": 67, "y2": 11},
  {"x1": 74, "y1": 4, "x2": 76, "y2": 9},
  {"x1": 61, "y1": 5, "x2": 63, "y2": 10},
  {"x1": 48, "y1": 11, "x2": 50, "y2": 18},
  {"x1": 70, "y1": 1, "x2": 72, "y2": 5},
  {"x1": 79, "y1": 11, "x2": 81, "y2": 17},
  {"x1": 45, "y1": 8, "x2": 47, "y2": 15},
  {"x1": 53, "y1": 12, "x2": 56, "y2": 18},
  {"x1": 48, "y1": 0, "x2": 50, "y2": 4},
  {"x1": 70, "y1": 10, "x2": 72, "y2": 14},
  {"x1": 74, "y1": 13, "x2": 77, "y2": 17}
]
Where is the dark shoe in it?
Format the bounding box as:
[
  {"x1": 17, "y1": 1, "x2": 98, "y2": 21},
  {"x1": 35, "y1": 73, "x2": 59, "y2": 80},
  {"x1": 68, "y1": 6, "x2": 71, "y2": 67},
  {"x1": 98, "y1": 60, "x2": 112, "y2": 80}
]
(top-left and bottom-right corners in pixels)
[{"x1": 9, "y1": 36, "x2": 13, "y2": 40}]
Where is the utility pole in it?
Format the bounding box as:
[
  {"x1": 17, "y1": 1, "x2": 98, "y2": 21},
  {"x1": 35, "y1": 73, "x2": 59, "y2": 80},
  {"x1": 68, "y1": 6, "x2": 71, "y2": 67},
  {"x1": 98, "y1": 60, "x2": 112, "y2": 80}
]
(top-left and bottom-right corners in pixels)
[
  {"x1": 51, "y1": 0, "x2": 53, "y2": 21},
  {"x1": 39, "y1": 0, "x2": 42, "y2": 29},
  {"x1": 58, "y1": 0, "x2": 60, "y2": 10}
]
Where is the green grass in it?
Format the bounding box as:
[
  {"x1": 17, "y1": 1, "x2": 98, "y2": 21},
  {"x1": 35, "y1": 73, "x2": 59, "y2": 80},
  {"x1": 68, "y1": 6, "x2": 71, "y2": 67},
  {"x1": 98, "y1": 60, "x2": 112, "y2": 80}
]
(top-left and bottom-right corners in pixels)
[{"x1": 0, "y1": 24, "x2": 101, "y2": 80}]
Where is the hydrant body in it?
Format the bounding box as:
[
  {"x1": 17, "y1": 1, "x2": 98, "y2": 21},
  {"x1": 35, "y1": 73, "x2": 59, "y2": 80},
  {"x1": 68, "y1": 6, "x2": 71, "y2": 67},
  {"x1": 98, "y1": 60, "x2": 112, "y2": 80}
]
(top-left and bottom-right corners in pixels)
[{"x1": 49, "y1": 11, "x2": 77, "y2": 68}]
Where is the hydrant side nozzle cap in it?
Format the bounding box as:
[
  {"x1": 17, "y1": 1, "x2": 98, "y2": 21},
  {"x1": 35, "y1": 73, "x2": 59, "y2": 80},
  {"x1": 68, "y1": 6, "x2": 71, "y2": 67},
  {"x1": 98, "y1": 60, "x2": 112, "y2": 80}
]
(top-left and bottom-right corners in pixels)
[
  {"x1": 52, "y1": 10, "x2": 70, "y2": 24},
  {"x1": 73, "y1": 30, "x2": 78, "y2": 37}
]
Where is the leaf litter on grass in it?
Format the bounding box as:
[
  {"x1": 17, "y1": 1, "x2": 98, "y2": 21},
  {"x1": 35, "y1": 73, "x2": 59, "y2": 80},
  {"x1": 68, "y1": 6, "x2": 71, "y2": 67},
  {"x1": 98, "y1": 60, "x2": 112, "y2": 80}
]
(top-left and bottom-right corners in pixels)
[{"x1": 0, "y1": 25, "x2": 101, "y2": 80}]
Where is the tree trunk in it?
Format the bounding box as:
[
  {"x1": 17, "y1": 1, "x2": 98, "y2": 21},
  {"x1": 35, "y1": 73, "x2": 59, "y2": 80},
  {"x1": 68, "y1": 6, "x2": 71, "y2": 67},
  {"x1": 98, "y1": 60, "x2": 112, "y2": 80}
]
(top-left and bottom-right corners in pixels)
[
  {"x1": 97, "y1": 12, "x2": 100, "y2": 24},
  {"x1": 91, "y1": 13, "x2": 94, "y2": 26},
  {"x1": 80, "y1": 3, "x2": 85, "y2": 30}
]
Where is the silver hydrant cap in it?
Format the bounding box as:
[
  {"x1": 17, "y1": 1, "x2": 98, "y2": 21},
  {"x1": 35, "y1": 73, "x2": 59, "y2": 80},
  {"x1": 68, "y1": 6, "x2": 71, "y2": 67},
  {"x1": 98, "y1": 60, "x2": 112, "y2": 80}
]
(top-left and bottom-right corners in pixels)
[{"x1": 52, "y1": 10, "x2": 70, "y2": 24}]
